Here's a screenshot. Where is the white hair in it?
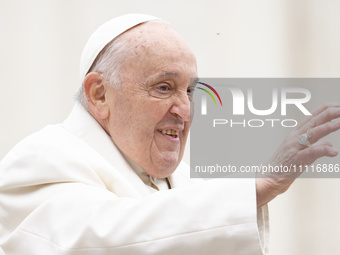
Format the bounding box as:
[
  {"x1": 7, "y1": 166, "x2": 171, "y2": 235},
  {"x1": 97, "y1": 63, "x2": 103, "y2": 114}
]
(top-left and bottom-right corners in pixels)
[
  {"x1": 73, "y1": 34, "x2": 129, "y2": 109},
  {"x1": 74, "y1": 20, "x2": 168, "y2": 109}
]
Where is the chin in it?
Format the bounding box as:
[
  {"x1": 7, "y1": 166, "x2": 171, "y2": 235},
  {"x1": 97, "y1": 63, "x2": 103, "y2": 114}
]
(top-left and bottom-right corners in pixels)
[
  {"x1": 151, "y1": 168, "x2": 177, "y2": 179},
  {"x1": 149, "y1": 160, "x2": 179, "y2": 178},
  {"x1": 146, "y1": 151, "x2": 183, "y2": 178}
]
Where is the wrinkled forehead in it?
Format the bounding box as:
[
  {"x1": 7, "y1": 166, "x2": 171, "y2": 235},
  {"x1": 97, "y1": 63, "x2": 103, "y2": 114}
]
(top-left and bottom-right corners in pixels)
[
  {"x1": 120, "y1": 22, "x2": 196, "y2": 63},
  {"x1": 127, "y1": 22, "x2": 188, "y2": 47}
]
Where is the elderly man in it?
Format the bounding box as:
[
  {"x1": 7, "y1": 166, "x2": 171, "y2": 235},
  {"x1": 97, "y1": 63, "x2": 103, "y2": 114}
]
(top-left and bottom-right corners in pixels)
[{"x1": 1, "y1": 14, "x2": 340, "y2": 255}]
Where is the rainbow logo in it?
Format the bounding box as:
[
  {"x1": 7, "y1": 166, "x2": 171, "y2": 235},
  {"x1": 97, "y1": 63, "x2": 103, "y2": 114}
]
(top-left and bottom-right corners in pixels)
[{"x1": 196, "y1": 82, "x2": 223, "y2": 106}]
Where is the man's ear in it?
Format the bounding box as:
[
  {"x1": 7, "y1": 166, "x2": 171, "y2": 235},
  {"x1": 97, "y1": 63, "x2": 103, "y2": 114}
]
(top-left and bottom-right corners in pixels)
[{"x1": 83, "y1": 72, "x2": 110, "y2": 120}]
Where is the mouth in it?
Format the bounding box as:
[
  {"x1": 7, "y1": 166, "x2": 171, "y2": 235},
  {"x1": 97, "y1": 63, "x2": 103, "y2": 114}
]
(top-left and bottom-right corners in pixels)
[{"x1": 158, "y1": 129, "x2": 179, "y2": 139}]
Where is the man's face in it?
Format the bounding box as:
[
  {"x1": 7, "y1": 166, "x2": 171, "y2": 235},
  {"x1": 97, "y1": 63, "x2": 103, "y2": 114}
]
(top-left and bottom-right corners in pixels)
[{"x1": 104, "y1": 22, "x2": 197, "y2": 178}]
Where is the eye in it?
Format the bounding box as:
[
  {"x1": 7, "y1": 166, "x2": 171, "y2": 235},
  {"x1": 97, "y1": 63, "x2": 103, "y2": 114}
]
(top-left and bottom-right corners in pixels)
[
  {"x1": 148, "y1": 83, "x2": 174, "y2": 99},
  {"x1": 187, "y1": 86, "x2": 196, "y2": 100},
  {"x1": 156, "y1": 84, "x2": 170, "y2": 92}
]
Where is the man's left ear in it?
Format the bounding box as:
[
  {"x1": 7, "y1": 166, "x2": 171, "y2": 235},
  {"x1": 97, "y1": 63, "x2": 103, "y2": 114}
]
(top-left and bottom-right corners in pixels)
[{"x1": 83, "y1": 72, "x2": 110, "y2": 120}]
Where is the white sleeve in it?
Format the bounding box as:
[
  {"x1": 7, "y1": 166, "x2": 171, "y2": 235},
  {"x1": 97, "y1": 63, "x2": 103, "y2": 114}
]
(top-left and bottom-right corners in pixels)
[{"x1": 1, "y1": 179, "x2": 267, "y2": 255}]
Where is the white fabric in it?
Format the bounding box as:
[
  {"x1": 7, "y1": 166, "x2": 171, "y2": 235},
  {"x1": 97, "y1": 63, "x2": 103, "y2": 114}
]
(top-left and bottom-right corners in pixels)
[
  {"x1": 79, "y1": 13, "x2": 162, "y2": 81},
  {"x1": 0, "y1": 103, "x2": 269, "y2": 254}
]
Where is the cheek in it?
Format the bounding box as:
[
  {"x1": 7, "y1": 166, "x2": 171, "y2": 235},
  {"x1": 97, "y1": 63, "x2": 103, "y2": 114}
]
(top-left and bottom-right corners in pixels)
[
  {"x1": 136, "y1": 99, "x2": 172, "y2": 123},
  {"x1": 119, "y1": 101, "x2": 168, "y2": 139},
  {"x1": 110, "y1": 91, "x2": 173, "y2": 139}
]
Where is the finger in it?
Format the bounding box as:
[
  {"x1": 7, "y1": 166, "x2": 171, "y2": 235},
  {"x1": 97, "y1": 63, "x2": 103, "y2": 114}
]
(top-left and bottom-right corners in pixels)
[
  {"x1": 299, "y1": 103, "x2": 340, "y2": 127},
  {"x1": 297, "y1": 143, "x2": 338, "y2": 166},
  {"x1": 307, "y1": 120, "x2": 340, "y2": 144},
  {"x1": 298, "y1": 104, "x2": 340, "y2": 131},
  {"x1": 299, "y1": 139, "x2": 333, "y2": 150},
  {"x1": 314, "y1": 140, "x2": 333, "y2": 147},
  {"x1": 312, "y1": 102, "x2": 340, "y2": 116}
]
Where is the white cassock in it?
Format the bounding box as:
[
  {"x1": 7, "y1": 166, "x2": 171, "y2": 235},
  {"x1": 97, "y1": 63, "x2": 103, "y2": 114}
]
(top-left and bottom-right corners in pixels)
[{"x1": 0, "y1": 103, "x2": 269, "y2": 255}]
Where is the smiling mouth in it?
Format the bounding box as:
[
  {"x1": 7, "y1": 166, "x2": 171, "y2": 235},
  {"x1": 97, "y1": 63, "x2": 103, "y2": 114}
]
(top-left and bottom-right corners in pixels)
[{"x1": 158, "y1": 129, "x2": 179, "y2": 138}]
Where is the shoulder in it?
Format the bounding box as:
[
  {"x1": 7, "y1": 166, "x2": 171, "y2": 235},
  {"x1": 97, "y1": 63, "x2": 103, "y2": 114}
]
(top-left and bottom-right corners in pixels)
[
  {"x1": 0, "y1": 124, "x2": 106, "y2": 189},
  {"x1": 1, "y1": 124, "x2": 85, "y2": 166}
]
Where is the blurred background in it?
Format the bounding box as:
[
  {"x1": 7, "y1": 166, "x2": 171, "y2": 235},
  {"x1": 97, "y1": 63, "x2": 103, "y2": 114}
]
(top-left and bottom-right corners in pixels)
[{"x1": 1, "y1": 0, "x2": 340, "y2": 254}]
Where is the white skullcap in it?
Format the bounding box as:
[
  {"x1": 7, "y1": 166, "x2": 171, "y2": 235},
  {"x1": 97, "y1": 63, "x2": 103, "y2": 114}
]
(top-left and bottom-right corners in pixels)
[{"x1": 79, "y1": 13, "x2": 162, "y2": 82}]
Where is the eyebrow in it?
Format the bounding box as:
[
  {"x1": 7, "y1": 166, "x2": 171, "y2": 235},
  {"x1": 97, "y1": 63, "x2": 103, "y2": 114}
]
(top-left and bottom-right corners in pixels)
[
  {"x1": 154, "y1": 72, "x2": 199, "y2": 87},
  {"x1": 158, "y1": 72, "x2": 179, "y2": 78},
  {"x1": 158, "y1": 72, "x2": 199, "y2": 82}
]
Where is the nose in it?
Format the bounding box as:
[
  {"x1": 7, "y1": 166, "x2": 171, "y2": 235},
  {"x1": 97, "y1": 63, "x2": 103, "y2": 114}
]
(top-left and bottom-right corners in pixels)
[{"x1": 169, "y1": 92, "x2": 191, "y2": 122}]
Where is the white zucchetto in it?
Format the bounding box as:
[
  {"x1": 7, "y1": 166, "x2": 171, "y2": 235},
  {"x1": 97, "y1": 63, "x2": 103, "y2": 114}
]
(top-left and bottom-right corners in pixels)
[{"x1": 79, "y1": 13, "x2": 162, "y2": 82}]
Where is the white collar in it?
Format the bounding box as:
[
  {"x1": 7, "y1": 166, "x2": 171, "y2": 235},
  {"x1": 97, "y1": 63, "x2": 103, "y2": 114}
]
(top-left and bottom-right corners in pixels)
[{"x1": 63, "y1": 103, "x2": 194, "y2": 193}]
